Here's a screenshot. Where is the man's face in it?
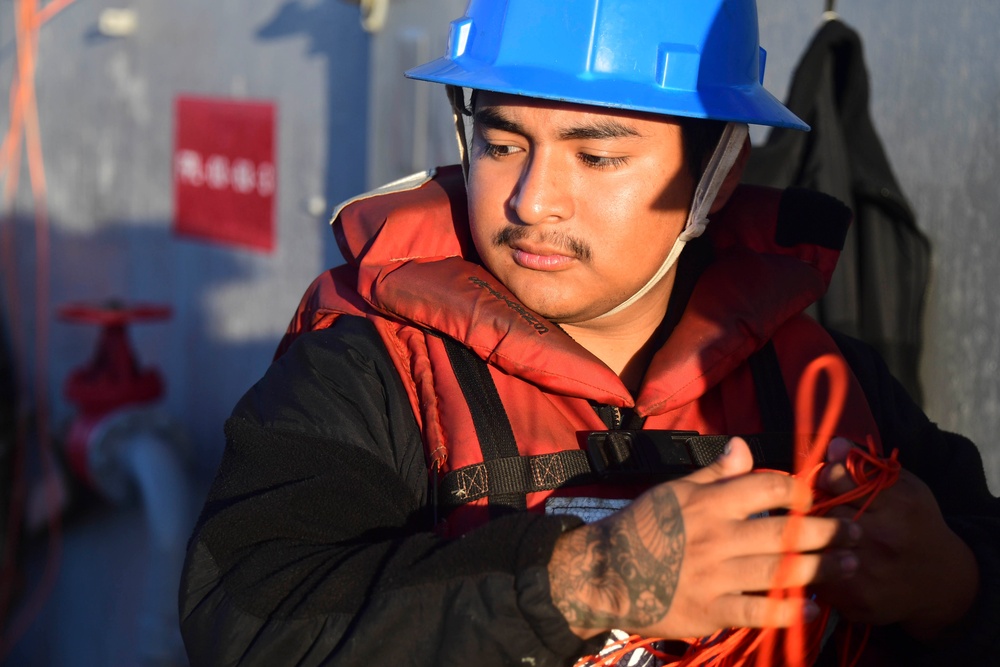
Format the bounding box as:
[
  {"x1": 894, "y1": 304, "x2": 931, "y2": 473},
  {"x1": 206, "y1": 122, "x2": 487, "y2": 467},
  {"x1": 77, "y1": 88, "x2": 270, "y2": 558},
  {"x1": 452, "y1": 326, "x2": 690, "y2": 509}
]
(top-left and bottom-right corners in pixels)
[{"x1": 467, "y1": 92, "x2": 695, "y2": 326}]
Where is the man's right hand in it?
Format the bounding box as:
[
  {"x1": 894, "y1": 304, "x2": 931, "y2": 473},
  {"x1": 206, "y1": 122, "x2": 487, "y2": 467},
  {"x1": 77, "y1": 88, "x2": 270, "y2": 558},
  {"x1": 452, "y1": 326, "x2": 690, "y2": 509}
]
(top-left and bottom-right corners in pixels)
[{"x1": 547, "y1": 437, "x2": 862, "y2": 640}]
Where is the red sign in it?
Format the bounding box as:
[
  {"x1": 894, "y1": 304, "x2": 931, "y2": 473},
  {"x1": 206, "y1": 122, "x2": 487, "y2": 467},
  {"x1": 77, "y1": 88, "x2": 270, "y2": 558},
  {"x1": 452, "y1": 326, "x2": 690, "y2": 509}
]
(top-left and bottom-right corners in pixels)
[{"x1": 173, "y1": 96, "x2": 277, "y2": 251}]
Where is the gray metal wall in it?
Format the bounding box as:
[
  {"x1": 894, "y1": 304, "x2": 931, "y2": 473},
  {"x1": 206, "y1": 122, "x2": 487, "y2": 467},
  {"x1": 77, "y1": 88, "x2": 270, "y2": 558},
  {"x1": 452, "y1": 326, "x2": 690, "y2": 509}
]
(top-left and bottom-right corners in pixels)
[
  {"x1": 3, "y1": 0, "x2": 368, "y2": 479},
  {"x1": 3, "y1": 1, "x2": 369, "y2": 664},
  {"x1": 365, "y1": 0, "x2": 466, "y2": 188}
]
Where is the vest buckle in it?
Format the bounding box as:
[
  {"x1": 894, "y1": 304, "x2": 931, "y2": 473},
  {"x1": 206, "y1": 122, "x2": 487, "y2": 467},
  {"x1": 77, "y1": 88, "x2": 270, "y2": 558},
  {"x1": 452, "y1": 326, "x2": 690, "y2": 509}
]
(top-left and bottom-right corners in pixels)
[{"x1": 585, "y1": 430, "x2": 704, "y2": 482}]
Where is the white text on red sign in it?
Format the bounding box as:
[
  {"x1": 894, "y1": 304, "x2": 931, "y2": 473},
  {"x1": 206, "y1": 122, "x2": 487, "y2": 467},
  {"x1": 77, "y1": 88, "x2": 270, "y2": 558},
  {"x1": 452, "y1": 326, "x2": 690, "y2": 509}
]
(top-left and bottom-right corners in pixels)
[{"x1": 175, "y1": 150, "x2": 276, "y2": 197}]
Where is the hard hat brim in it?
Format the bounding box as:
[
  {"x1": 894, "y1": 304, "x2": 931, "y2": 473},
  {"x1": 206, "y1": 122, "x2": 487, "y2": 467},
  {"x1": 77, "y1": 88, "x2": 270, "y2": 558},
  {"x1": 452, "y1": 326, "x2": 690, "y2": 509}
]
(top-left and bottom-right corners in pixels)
[{"x1": 406, "y1": 58, "x2": 809, "y2": 132}]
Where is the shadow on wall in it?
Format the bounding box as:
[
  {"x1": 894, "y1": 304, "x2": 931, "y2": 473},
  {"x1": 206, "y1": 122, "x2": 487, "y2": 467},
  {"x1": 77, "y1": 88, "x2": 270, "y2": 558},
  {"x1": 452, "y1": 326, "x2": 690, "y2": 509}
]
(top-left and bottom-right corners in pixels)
[
  {"x1": 256, "y1": 0, "x2": 370, "y2": 227},
  {"x1": 2, "y1": 214, "x2": 280, "y2": 667}
]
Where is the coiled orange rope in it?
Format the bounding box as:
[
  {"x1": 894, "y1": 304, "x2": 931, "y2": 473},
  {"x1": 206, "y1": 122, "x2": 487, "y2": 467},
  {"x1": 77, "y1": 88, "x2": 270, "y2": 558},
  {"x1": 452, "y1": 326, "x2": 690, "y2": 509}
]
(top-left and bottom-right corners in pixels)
[{"x1": 577, "y1": 354, "x2": 901, "y2": 667}]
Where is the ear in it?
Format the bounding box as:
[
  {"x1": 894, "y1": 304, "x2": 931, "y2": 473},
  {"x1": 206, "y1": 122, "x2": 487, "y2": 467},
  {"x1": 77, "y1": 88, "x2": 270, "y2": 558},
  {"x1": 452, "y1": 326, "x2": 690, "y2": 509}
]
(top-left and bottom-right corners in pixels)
[{"x1": 709, "y1": 136, "x2": 751, "y2": 214}]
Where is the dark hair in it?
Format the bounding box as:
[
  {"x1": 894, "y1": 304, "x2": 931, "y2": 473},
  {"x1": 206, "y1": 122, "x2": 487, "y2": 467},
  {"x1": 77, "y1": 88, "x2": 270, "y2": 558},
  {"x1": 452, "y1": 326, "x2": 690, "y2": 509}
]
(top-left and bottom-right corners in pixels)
[
  {"x1": 459, "y1": 89, "x2": 729, "y2": 180},
  {"x1": 676, "y1": 117, "x2": 729, "y2": 181}
]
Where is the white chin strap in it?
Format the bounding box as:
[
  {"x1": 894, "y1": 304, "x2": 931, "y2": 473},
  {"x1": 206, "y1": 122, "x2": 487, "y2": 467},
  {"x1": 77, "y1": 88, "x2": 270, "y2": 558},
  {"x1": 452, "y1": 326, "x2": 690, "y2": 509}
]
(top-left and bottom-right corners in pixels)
[
  {"x1": 447, "y1": 85, "x2": 473, "y2": 181},
  {"x1": 594, "y1": 121, "x2": 749, "y2": 320}
]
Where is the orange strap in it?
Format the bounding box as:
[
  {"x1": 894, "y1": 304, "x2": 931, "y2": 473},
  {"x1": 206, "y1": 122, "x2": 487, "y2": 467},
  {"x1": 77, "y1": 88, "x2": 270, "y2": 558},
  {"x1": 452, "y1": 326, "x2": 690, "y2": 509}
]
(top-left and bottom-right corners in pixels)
[{"x1": 0, "y1": 0, "x2": 78, "y2": 660}]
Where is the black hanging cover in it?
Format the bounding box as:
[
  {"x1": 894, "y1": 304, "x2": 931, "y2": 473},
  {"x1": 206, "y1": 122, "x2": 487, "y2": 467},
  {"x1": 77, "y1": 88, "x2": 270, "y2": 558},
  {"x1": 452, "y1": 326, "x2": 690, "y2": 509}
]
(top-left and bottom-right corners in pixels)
[{"x1": 744, "y1": 19, "x2": 931, "y2": 405}]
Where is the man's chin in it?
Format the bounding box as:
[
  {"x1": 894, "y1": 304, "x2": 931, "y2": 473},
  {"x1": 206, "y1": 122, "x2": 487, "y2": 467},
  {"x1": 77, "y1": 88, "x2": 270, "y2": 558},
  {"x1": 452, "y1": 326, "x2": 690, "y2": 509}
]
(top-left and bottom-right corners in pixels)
[
  {"x1": 521, "y1": 301, "x2": 609, "y2": 327},
  {"x1": 504, "y1": 281, "x2": 618, "y2": 324}
]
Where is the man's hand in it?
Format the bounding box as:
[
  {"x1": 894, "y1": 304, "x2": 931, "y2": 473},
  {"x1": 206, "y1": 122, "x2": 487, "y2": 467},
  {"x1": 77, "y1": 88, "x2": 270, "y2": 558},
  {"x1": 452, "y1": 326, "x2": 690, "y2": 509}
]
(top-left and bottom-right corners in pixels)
[
  {"x1": 548, "y1": 437, "x2": 860, "y2": 640},
  {"x1": 812, "y1": 438, "x2": 980, "y2": 640}
]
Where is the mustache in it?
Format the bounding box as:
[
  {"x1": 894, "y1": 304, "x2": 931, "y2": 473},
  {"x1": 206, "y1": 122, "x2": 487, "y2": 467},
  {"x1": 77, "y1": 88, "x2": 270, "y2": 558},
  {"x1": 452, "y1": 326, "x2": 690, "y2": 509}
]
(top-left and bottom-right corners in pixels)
[{"x1": 493, "y1": 226, "x2": 592, "y2": 261}]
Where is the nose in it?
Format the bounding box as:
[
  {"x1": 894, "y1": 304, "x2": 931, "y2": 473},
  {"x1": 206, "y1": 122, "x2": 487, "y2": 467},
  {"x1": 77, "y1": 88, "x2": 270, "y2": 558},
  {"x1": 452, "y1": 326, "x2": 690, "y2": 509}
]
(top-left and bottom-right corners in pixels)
[{"x1": 509, "y1": 151, "x2": 573, "y2": 224}]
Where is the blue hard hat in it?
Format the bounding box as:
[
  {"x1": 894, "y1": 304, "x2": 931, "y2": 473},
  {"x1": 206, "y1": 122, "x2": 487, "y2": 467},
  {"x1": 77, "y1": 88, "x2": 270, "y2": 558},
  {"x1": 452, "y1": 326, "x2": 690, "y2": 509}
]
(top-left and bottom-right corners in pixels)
[{"x1": 405, "y1": 0, "x2": 808, "y2": 131}]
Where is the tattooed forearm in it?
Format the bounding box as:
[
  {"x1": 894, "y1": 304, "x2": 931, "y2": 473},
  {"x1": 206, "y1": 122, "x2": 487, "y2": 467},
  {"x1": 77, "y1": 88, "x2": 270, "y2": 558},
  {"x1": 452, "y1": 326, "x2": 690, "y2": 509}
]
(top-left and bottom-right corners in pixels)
[{"x1": 549, "y1": 485, "x2": 686, "y2": 631}]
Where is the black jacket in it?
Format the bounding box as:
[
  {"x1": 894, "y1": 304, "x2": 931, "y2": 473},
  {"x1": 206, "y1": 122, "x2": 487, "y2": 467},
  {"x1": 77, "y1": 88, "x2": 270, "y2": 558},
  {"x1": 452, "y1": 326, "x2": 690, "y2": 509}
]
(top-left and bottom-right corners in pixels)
[
  {"x1": 179, "y1": 316, "x2": 1000, "y2": 666},
  {"x1": 745, "y1": 19, "x2": 932, "y2": 406}
]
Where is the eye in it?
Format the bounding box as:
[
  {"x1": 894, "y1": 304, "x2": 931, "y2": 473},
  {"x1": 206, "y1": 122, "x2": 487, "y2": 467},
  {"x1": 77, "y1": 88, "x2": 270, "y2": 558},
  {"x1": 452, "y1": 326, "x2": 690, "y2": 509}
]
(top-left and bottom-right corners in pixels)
[
  {"x1": 578, "y1": 153, "x2": 629, "y2": 170},
  {"x1": 481, "y1": 142, "x2": 522, "y2": 159}
]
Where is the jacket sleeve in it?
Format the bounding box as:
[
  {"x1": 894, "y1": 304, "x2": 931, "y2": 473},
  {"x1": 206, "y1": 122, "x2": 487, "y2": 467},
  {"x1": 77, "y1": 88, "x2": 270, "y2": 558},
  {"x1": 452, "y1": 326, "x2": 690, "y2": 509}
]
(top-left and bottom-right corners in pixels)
[
  {"x1": 831, "y1": 330, "x2": 1000, "y2": 665},
  {"x1": 179, "y1": 316, "x2": 588, "y2": 667}
]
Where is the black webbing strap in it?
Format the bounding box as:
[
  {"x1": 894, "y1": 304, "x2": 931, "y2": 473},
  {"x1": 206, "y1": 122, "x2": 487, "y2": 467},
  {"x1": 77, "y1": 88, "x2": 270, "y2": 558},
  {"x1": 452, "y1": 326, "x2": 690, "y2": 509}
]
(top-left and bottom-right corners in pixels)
[
  {"x1": 437, "y1": 430, "x2": 794, "y2": 507},
  {"x1": 439, "y1": 450, "x2": 595, "y2": 508},
  {"x1": 437, "y1": 337, "x2": 796, "y2": 509},
  {"x1": 440, "y1": 335, "x2": 527, "y2": 516}
]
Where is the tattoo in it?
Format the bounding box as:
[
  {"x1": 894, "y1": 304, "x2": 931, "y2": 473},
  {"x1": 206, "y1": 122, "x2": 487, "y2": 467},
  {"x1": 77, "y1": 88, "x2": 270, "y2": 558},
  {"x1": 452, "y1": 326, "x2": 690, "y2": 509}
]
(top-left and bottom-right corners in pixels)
[{"x1": 549, "y1": 486, "x2": 685, "y2": 630}]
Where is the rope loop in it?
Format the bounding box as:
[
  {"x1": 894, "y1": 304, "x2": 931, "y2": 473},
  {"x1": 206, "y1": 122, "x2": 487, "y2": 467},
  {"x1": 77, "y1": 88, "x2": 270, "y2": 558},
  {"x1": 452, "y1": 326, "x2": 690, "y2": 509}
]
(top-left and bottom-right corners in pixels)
[{"x1": 574, "y1": 355, "x2": 901, "y2": 667}]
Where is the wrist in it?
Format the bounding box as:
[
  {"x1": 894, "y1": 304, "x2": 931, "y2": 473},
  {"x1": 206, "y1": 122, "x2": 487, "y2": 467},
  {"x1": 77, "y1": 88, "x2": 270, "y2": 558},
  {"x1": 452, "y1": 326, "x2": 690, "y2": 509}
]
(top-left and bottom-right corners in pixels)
[{"x1": 547, "y1": 523, "x2": 617, "y2": 639}]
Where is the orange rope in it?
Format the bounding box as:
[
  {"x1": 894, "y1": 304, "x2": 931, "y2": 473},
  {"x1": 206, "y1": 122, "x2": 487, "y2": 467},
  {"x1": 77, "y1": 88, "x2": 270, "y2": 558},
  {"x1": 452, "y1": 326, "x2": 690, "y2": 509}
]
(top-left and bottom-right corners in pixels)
[
  {"x1": 576, "y1": 354, "x2": 901, "y2": 667},
  {"x1": 34, "y1": 0, "x2": 76, "y2": 27},
  {"x1": 0, "y1": 0, "x2": 77, "y2": 659},
  {"x1": 582, "y1": 634, "x2": 675, "y2": 666}
]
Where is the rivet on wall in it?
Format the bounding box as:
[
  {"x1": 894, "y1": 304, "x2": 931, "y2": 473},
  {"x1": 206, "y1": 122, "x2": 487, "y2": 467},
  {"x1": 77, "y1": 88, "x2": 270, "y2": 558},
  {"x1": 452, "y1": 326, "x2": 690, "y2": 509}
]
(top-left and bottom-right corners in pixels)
[
  {"x1": 341, "y1": 0, "x2": 390, "y2": 33},
  {"x1": 98, "y1": 8, "x2": 138, "y2": 37}
]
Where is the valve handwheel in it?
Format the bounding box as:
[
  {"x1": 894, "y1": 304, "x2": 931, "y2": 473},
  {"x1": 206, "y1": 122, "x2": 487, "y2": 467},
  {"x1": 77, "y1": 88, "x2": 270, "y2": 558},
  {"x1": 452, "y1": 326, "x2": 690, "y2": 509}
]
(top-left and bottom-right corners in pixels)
[
  {"x1": 58, "y1": 302, "x2": 172, "y2": 327},
  {"x1": 59, "y1": 301, "x2": 173, "y2": 417}
]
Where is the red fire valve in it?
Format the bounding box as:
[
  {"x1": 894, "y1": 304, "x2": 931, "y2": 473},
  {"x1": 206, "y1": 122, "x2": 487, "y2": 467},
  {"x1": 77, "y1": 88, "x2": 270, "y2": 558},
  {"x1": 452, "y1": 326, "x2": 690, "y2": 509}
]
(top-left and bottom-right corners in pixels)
[{"x1": 59, "y1": 302, "x2": 172, "y2": 418}]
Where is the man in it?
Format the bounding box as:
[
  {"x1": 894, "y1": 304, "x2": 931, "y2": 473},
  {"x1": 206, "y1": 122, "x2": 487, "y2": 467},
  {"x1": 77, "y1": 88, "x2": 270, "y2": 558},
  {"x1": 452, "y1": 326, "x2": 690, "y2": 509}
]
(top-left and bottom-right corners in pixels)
[{"x1": 179, "y1": 1, "x2": 999, "y2": 665}]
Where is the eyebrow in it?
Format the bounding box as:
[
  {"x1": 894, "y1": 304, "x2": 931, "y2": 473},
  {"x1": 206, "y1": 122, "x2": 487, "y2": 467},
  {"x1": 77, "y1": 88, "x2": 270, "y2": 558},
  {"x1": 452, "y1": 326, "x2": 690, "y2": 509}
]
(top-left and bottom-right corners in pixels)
[{"x1": 474, "y1": 107, "x2": 643, "y2": 141}]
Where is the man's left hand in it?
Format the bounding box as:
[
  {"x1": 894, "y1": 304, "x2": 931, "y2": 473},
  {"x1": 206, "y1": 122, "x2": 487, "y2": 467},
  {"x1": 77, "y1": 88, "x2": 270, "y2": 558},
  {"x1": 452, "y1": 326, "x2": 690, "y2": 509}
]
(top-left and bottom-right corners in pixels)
[{"x1": 813, "y1": 437, "x2": 980, "y2": 641}]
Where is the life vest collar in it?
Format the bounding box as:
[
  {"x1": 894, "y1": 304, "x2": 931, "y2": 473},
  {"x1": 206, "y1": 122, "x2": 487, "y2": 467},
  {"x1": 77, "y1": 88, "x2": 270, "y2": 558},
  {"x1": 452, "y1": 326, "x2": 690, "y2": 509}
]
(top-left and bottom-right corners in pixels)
[{"x1": 327, "y1": 167, "x2": 850, "y2": 412}]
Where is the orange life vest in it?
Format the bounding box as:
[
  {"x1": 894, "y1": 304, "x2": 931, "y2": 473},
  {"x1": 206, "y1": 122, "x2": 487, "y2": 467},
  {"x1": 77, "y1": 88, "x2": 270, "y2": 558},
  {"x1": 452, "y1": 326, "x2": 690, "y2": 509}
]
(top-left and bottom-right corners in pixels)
[{"x1": 280, "y1": 165, "x2": 881, "y2": 536}]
